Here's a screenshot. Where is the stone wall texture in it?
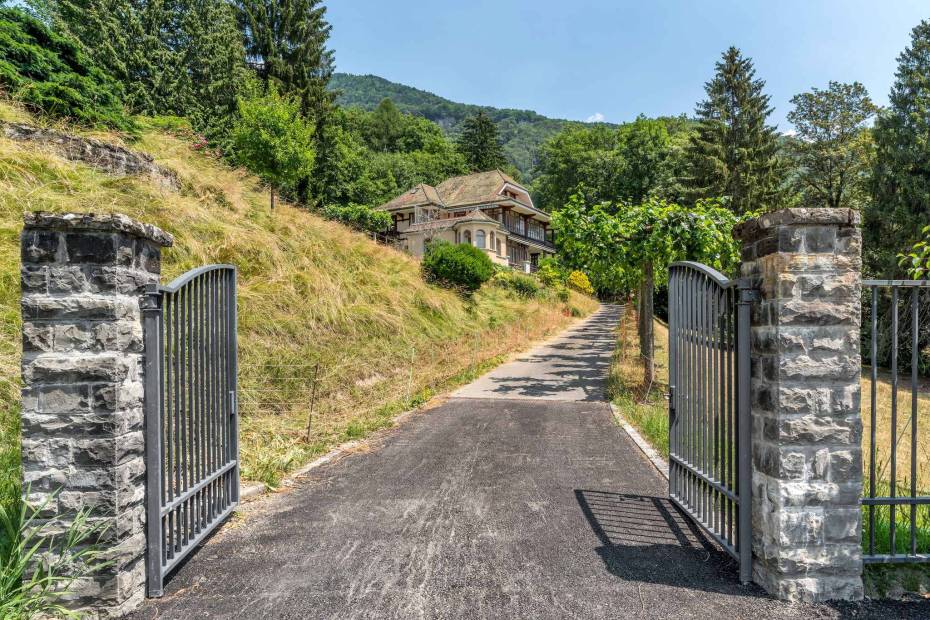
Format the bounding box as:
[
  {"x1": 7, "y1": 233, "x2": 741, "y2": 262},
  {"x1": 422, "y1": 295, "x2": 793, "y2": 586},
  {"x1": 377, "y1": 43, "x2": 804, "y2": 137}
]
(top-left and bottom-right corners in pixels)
[
  {"x1": 21, "y1": 211, "x2": 172, "y2": 617},
  {"x1": 3, "y1": 122, "x2": 180, "y2": 190},
  {"x1": 736, "y1": 208, "x2": 863, "y2": 602}
]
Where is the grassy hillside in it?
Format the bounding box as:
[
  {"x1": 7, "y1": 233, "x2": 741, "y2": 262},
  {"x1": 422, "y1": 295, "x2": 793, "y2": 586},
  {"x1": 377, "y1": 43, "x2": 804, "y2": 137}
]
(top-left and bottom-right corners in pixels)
[
  {"x1": 330, "y1": 73, "x2": 615, "y2": 182},
  {"x1": 0, "y1": 103, "x2": 598, "y2": 504}
]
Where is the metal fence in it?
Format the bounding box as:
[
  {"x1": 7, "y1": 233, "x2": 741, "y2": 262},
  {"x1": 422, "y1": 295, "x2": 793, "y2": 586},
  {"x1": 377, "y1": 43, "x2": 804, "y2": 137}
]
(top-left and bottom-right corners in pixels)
[
  {"x1": 667, "y1": 261, "x2": 753, "y2": 583},
  {"x1": 143, "y1": 265, "x2": 239, "y2": 596},
  {"x1": 862, "y1": 280, "x2": 930, "y2": 564}
]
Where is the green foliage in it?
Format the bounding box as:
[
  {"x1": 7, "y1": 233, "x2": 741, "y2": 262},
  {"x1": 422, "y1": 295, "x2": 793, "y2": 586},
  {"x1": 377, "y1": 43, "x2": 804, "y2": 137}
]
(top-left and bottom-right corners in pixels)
[
  {"x1": 236, "y1": 0, "x2": 334, "y2": 118},
  {"x1": 39, "y1": 0, "x2": 247, "y2": 140},
  {"x1": 0, "y1": 494, "x2": 109, "y2": 619},
  {"x1": 491, "y1": 271, "x2": 541, "y2": 298},
  {"x1": 315, "y1": 105, "x2": 467, "y2": 208},
  {"x1": 684, "y1": 47, "x2": 784, "y2": 214},
  {"x1": 552, "y1": 193, "x2": 742, "y2": 296},
  {"x1": 321, "y1": 203, "x2": 392, "y2": 233},
  {"x1": 329, "y1": 72, "x2": 612, "y2": 182},
  {"x1": 786, "y1": 81, "x2": 876, "y2": 210},
  {"x1": 531, "y1": 116, "x2": 695, "y2": 213},
  {"x1": 867, "y1": 19, "x2": 930, "y2": 278},
  {"x1": 898, "y1": 225, "x2": 930, "y2": 279},
  {"x1": 536, "y1": 257, "x2": 566, "y2": 287},
  {"x1": 230, "y1": 83, "x2": 315, "y2": 204},
  {"x1": 456, "y1": 110, "x2": 508, "y2": 173},
  {"x1": 567, "y1": 270, "x2": 594, "y2": 295},
  {"x1": 421, "y1": 241, "x2": 494, "y2": 294},
  {"x1": 0, "y1": 7, "x2": 133, "y2": 130}
]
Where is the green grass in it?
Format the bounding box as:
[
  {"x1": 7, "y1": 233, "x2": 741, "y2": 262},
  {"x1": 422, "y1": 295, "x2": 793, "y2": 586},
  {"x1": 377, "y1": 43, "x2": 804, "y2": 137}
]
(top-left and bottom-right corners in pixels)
[
  {"x1": 607, "y1": 311, "x2": 670, "y2": 457},
  {"x1": 0, "y1": 100, "x2": 599, "y2": 504}
]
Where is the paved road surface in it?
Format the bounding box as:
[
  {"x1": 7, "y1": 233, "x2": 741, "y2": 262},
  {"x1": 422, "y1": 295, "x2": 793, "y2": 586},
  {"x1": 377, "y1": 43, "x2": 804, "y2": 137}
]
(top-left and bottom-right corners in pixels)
[{"x1": 133, "y1": 305, "x2": 925, "y2": 619}]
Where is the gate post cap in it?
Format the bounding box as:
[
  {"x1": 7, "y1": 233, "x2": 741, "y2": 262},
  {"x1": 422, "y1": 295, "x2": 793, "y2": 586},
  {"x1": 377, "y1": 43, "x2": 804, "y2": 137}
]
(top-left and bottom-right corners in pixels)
[
  {"x1": 24, "y1": 211, "x2": 174, "y2": 247},
  {"x1": 734, "y1": 208, "x2": 860, "y2": 243}
]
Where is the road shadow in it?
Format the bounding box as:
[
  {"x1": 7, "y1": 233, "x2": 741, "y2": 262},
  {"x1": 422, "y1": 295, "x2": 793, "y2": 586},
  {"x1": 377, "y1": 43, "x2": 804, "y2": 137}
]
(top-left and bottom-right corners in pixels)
[{"x1": 574, "y1": 489, "x2": 768, "y2": 597}]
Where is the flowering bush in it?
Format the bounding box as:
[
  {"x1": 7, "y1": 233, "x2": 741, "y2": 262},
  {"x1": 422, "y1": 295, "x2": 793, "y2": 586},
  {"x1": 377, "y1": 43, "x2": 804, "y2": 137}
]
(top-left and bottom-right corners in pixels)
[{"x1": 567, "y1": 270, "x2": 594, "y2": 295}]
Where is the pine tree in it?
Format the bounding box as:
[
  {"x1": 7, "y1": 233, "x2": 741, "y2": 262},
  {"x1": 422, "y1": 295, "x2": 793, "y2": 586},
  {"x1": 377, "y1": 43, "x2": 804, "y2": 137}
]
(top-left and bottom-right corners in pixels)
[
  {"x1": 867, "y1": 19, "x2": 930, "y2": 278},
  {"x1": 456, "y1": 111, "x2": 507, "y2": 173},
  {"x1": 178, "y1": 0, "x2": 248, "y2": 140},
  {"x1": 367, "y1": 98, "x2": 404, "y2": 152},
  {"x1": 37, "y1": 0, "x2": 246, "y2": 136},
  {"x1": 236, "y1": 0, "x2": 334, "y2": 119},
  {"x1": 684, "y1": 47, "x2": 783, "y2": 214}
]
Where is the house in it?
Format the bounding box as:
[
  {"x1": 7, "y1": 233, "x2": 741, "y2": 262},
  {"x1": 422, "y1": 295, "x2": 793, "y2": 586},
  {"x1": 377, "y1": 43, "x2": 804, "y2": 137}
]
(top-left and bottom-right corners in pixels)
[{"x1": 376, "y1": 170, "x2": 555, "y2": 271}]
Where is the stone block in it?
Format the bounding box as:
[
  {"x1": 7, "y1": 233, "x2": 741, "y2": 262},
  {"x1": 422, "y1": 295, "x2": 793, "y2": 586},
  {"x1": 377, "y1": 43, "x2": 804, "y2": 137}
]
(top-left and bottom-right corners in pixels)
[
  {"x1": 738, "y1": 208, "x2": 863, "y2": 602},
  {"x1": 21, "y1": 230, "x2": 61, "y2": 263}
]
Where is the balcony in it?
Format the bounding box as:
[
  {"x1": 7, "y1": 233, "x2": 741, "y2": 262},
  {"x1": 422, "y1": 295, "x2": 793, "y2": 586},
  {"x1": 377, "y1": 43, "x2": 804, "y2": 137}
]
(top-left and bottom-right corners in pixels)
[{"x1": 505, "y1": 227, "x2": 555, "y2": 252}]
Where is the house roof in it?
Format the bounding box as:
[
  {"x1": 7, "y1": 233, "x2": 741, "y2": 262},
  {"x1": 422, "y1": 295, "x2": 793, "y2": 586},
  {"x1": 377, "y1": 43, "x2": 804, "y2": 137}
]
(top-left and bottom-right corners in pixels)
[
  {"x1": 377, "y1": 170, "x2": 533, "y2": 212},
  {"x1": 379, "y1": 183, "x2": 444, "y2": 211},
  {"x1": 434, "y1": 170, "x2": 525, "y2": 208}
]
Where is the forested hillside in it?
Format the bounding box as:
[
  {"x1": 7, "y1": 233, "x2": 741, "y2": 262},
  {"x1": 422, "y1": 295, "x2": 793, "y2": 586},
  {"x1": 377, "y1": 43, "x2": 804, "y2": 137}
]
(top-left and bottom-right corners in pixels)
[{"x1": 330, "y1": 73, "x2": 613, "y2": 181}]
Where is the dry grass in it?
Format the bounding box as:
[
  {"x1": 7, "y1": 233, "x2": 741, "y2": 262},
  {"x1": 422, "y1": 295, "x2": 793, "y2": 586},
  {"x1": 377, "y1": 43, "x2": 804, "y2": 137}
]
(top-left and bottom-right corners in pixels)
[
  {"x1": 0, "y1": 102, "x2": 598, "y2": 500},
  {"x1": 607, "y1": 309, "x2": 671, "y2": 456}
]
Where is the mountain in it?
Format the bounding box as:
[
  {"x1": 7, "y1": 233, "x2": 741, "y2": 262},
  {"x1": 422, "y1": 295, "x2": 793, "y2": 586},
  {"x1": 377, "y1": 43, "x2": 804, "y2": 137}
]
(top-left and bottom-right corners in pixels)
[{"x1": 329, "y1": 73, "x2": 613, "y2": 182}]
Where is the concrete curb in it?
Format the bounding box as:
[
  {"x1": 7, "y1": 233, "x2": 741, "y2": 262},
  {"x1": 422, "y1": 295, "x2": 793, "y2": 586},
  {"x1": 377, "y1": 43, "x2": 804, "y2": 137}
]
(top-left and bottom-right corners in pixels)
[{"x1": 608, "y1": 402, "x2": 669, "y2": 481}]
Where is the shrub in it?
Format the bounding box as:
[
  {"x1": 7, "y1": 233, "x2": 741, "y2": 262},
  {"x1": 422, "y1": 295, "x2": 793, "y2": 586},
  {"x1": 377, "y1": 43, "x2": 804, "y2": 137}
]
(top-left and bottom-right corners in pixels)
[
  {"x1": 0, "y1": 493, "x2": 109, "y2": 619},
  {"x1": 555, "y1": 284, "x2": 570, "y2": 302},
  {"x1": 0, "y1": 8, "x2": 134, "y2": 131},
  {"x1": 421, "y1": 241, "x2": 494, "y2": 293},
  {"x1": 491, "y1": 270, "x2": 543, "y2": 298},
  {"x1": 322, "y1": 203, "x2": 392, "y2": 233},
  {"x1": 567, "y1": 270, "x2": 595, "y2": 295},
  {"x1": 537, "y1": 257, "x2": 566, "y2": 287}
]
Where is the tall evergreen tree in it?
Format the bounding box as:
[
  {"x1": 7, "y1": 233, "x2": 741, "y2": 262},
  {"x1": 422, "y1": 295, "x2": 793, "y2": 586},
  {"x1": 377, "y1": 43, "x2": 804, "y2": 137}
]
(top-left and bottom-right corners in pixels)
[
  {"x1": 36, "y1": 0, "x2": 246, "y2": 138},
  {"x1": 368, "y1": 98, "x2": 403, "y2": 152},
  {"x1": 236, "y1": 0, "x2": 334, "y2": 119},
  {"x1": 456, "y1": 111, "x2": 508, "y2": 173},
  {"x1": 867, "y1": 19, "x2": 930, "y2": 278},
  {"x1": 684, "y1": 46, "x2": 783, "y2": 214},
  {"x1": 236, "y1": 0, "x2": 334, "y2": 202},
  {"x1": 178, "y1": 0, "x2": 248, "y2": 139}
]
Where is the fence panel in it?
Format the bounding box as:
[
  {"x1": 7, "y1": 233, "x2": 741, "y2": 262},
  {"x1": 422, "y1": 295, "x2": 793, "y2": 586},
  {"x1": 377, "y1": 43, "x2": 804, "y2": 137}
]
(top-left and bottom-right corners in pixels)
[{"x1": 862, "y1": 280, "x2": 930, "y2": 564}]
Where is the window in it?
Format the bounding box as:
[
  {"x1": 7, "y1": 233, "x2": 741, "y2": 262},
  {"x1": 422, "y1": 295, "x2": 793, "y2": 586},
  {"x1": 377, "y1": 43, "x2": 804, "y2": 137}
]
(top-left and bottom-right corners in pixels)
[
  {"x1": 490, "y1": 231, "x2": 495, "y2": 247},
  {"x1": 476, "y1": 230, "x2": 486, "y2": 249},
  {"x1": 464, "y1": 230, "x2": 471, "y2": 245},
  {"x1": 496, "y1": 238, "x2": 502, "y2": 256}
]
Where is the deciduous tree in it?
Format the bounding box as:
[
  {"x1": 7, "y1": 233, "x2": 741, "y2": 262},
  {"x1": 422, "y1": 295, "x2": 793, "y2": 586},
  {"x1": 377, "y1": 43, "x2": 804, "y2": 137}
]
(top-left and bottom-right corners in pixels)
[
  {"x1": 785, "y1": 81, "x2": 876, "y2": 210},
  {"x1": 230, "y1": 84, "x2": 315, "y2": 210}
]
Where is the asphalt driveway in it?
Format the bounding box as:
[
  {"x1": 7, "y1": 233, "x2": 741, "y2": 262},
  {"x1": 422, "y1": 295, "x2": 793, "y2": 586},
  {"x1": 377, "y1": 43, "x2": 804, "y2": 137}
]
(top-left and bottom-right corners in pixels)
[{"x1": 131, "y1": 305, "x2": 926, "y2": 619}]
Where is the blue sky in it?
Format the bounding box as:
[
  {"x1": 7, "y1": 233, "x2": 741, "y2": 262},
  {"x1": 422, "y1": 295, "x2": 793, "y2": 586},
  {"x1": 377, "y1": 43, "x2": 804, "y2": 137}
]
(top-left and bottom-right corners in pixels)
[{"x1": 327, "y1": 0, "x2": 928, "y2": 131}]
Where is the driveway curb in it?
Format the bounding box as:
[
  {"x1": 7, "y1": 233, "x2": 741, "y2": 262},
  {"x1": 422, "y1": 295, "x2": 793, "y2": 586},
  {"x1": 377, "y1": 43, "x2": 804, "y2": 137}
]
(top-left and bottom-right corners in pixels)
[{"x1": 609, "y1": 402, "x2": 669, "y2": 481}]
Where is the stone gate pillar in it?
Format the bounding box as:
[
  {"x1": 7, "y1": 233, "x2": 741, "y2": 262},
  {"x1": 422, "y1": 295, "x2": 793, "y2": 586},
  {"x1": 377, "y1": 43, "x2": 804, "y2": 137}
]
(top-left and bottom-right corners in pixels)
[
  {"x1": 735, "y1": 208, "x2": 863, "y2": 602},
  {"x1": 20, "y1": 212, "x2": 172, "y2": 617}
]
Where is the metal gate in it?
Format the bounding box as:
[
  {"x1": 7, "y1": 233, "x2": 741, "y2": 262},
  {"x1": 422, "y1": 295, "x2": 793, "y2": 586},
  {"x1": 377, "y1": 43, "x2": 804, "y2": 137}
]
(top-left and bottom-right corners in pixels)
[
  {"x1": 142, "y1": 265, "x2": 239, "y2": 597},
  {"x1": 667, "y1": 261, "x2": 754, "y2": 583}
]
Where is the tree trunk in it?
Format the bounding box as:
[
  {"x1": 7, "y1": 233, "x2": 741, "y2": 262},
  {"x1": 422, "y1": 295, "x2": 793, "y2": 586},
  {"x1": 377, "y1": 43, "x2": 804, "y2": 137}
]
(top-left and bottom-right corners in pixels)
[
  {"x1": 270, "y1": 186, "x2": 276, "y2": 211},
  {"x1": 638, "y1": 261, "x2": 655, "y2": 388}
]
